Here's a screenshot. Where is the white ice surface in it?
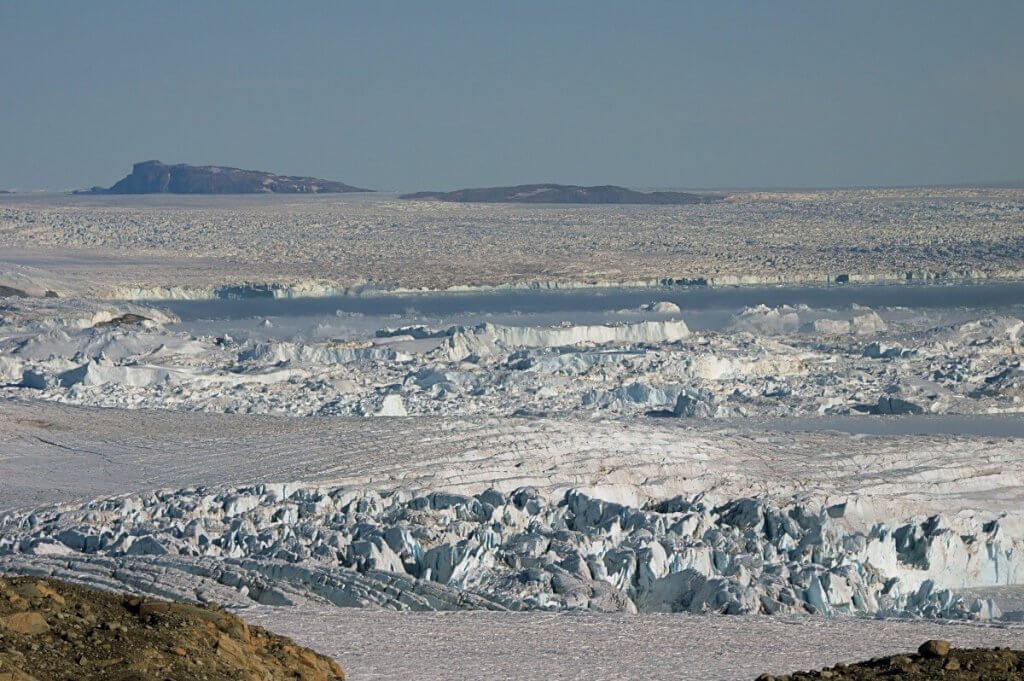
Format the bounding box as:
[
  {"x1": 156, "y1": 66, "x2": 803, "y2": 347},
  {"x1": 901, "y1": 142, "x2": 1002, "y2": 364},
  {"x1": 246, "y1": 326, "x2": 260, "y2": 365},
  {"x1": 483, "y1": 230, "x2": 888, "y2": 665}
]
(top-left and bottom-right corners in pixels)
[
  {"x1": 3, "y1": 187, "x2": 1024, "y2": 297},
  {"x1": 5, "y1": 189, "x2": 1024, "y2": 678},
  {"x1": 3, "y1": 400, "x2": 1023, "y2": 533},
  {"x1": 5, "y1": 295, "x2": 1024, "y2": 420},
  {"x1": 242, "y1": 607, "x2": 1024, "y2": 681}
]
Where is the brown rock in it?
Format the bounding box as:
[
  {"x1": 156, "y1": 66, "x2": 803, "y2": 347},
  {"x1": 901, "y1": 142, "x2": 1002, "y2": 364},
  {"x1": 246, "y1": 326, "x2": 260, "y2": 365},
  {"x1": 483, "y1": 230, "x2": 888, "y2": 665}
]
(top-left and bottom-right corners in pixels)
[
  {"x1": 11, "y1": 583, "x2": 65, "y2": 608},
  {"x1": 0, "y1": 668, "x2": 39, "y2": 681},
  {"x1": 216, "y1": 633, "x2": 250, "y2": 668},
  {"x1": 136, "y1": 600, "x2": 174, "y2": 618},
  {"x1": 0, "y1": 613, "x2": 49, "y2": 636},
  {"x1": 0, "y1": 576, "x2": 345, "y2": 680},
  {"x1": 755, "y1": 642, "x2": 1024, "y2": 680},
  {"x1": 918, "y1": 639, "x2": 951, "y2": 658}
]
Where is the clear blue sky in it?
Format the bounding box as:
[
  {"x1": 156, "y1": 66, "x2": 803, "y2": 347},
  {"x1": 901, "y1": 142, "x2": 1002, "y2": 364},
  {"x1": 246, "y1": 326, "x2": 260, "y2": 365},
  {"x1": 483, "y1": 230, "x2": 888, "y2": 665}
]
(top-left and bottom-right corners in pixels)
[{"x1": 1, "y1": 1, "x2": 1022, "y2": 190}]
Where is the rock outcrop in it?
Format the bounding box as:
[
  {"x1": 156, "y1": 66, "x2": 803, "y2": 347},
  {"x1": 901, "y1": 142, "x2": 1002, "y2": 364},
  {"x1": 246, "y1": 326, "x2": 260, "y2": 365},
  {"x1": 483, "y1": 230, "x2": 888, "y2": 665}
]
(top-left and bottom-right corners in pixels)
[
  {"x1": 81, "y1": 161, "x2": 371, "y2": 194},
  {"x1": 755, "y1": 640, "x2": 1024, "y2": 680},
  {"x1": 400, "y1": 184, "x2": 718, "y2": 204},
  {"x1": 0, "y1": 575, "x2": 345, "y2": 680}
]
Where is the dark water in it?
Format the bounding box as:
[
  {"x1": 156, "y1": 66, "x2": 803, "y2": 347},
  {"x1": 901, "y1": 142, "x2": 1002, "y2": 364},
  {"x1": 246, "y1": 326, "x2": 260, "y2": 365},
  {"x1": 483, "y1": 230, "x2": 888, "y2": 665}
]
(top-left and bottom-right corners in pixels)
[{"x1": 157, "y1": 281, "x2": 1024, "y2": 323}]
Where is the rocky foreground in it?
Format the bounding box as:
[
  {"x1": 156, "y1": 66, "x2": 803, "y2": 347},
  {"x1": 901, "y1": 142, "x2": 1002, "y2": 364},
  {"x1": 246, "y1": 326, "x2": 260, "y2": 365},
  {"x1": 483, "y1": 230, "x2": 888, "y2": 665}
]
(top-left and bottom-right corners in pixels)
[
  {"x1": 0, "y1": 575, "x2": 344, "y2": 681},
  {"x1": 757, "y1": 639, "x2": 1024, "y2": 680},
  {"x1": 81, "y1": 160, "x2": 370, "y2": 194}
]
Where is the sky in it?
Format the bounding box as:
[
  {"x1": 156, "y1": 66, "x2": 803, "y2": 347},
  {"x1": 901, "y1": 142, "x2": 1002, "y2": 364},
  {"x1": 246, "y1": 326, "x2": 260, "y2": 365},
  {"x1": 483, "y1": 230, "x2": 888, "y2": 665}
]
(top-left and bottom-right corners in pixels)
[{"x1": 1, "y1": 1, "x2": 1022, "y2": 191}]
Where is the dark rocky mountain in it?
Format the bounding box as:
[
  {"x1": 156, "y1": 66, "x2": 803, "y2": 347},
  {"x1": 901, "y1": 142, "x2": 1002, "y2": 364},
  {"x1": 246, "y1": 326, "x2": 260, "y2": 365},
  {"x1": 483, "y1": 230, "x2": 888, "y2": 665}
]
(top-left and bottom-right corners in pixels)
[
  {"x1": 81, "y1": 161, "x2": 371, "y2": 194},
  {"x1": 400, "y1": 184, "x2": 719, "y2": 204}
]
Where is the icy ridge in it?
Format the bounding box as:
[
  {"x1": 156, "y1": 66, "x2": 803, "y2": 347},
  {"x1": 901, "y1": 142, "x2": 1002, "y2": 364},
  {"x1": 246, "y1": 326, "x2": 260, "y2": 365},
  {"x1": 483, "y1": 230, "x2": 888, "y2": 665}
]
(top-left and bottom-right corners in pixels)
[
  {"x1": 480, "y1": 320, "x2": 690, "y2": 348},
  {"x1": 5, "y1": 295, "x2": 1023, "y2": 418},
  {"x1": 103, "y1": 269, "x2": 1024, "y2": 301},
  {"x1": 0, "y1": 484, "x2": 1016, "y2": 620}
]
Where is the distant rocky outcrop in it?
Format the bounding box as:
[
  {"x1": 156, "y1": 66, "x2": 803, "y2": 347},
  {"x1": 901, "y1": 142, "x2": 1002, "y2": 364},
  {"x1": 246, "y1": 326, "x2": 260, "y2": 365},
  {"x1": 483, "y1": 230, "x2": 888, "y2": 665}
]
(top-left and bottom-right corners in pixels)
[
  {"x1": 80, "y1": 160, "x2": 371, "y2": 194},
  {"x1": 400, "y1": 184, "x2": 719, "y2": 204}
]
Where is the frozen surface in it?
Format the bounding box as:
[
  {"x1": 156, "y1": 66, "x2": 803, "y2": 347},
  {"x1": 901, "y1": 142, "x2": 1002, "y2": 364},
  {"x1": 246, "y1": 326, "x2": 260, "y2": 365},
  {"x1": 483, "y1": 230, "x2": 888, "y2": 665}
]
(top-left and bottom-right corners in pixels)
[
  {"x1": 2, "y1": 480, "x2": 1015, "y2": 619},
  {"x1": 2, "y1": 187, "x2": 1024, "y2": 297},
  {"x1": 241, "y1": 607, "x2": 1024, "y2": 681},
  {"x1": 3, "y1": 400, "x2": 1023, "y2": 524},
  {"x1": 3, "y1": 188, "x2": 1024, "y2": 677},
  {"x1": 3, "y1": 294, "x2": 1022, "y2": 419},
  {"x1": 2, "y1": 400, "x2": 1024, "y2": 626}
]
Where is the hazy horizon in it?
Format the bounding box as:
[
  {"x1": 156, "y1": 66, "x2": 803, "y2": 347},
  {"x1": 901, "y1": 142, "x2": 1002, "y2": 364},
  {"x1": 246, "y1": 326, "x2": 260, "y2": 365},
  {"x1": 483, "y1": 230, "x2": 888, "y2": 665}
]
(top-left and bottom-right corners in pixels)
[
  {"x1": 2, "y1": 1, "x2": 1023, "y2": 191},
  {"x1": 4, "y1": 177, "x2": 1024, "y2": 195}
]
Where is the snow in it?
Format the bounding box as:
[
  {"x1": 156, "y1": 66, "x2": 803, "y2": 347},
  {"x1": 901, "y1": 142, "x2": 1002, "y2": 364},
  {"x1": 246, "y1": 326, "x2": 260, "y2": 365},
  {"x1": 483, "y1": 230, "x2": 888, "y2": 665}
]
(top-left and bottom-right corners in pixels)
[
  {"x1": 376, "y1": 394, "x2": 407, "y2": 416},
  {"x1": 7, "y1": 480, "x2": 1015, "y2": 618},
  {"x1": 3, "y1": 188, "x2": 1024, "y2": 298},
  {"x1": 3, "y1": 189, "x2": 1024, "y2": 677},
  {"x1": 4, "y1": 289, "x2": 1024, "y2": 632},
  {"x1": 481, "y1": 319, "x2": 691, "y2": 347},
  {"x1": 246, "y1": 608, "x2": 1023, "y2": 681},
  {"x1": 4, "y1": 294, "x2": 1024, "y2": 420},
  {"x1": 2, "y1": 400, "x2": 1023, "y2": 526}
]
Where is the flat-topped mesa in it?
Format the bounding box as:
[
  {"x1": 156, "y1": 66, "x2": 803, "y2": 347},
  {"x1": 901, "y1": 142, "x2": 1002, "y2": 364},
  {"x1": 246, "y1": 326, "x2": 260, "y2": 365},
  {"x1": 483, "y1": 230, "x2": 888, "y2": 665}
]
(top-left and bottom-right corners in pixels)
[
  {"x1": 81, "y1": 160, "x2": 372, "y2": 194},
  {"x1": 400, "y1": 183, "x2": 720, "y2": 204}
]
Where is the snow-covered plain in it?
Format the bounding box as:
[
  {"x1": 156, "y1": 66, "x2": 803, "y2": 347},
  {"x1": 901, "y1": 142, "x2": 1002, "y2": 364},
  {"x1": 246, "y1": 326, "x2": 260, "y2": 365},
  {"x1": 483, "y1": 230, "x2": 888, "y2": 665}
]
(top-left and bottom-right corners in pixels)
[
  {"x1": 2, "y1": 402, "x2": 1024, "y2": 678},
  {"x1": 1, "y1": 400, "x2": 1022, "y2": 522},
  {"x1": 2, "y1": 187, "x2": 1024, "y2": 297},
  {"x1": 3, "y1": 189, "x2": 1024, "y2": 678},
  {"x1": 240, "y1": 607, "x2": 1024, "y2": 681},
  {"x1": 2, "y1": 399, "x2": 1024, "y2": 615}
]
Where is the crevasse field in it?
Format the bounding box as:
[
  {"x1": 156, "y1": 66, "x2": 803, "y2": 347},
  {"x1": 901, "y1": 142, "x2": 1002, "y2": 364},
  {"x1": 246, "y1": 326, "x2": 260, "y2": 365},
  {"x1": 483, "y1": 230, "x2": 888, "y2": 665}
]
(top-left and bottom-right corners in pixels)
[{"x1": 2, "y1": 188, "x2": 1024, "y2": 680}]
